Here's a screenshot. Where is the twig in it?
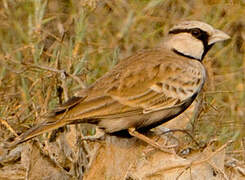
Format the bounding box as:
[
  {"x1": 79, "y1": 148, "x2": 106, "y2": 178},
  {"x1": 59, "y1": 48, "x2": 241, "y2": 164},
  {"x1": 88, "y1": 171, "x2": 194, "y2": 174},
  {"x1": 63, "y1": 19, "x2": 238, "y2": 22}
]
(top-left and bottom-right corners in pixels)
[
  {"x1": 3, "y1": 55, "x2": 87, "y2": 89},
  {"x1": 226, "y1": 150, "x2": 245, "y2": 154},
  {"x1": 207, "y1": 161, "x2": 229, "y2": 180},
  {"x1": 242, "y1": 138, "x2": 245, "y2": 161},
  {"x1": 204, "y1": 90, "x2": 244, "y2": 94},
  {"x1": 87, "y1": 143, "x2": 101, "y2": 169},
  {"x1": 152, "y1": 140, "x2": 233, "y2": 173},
  {"x1": 31, "y1": 63, "x2": 87, "y2": 89},
  {"x1": 56, "y1": 50, "x2": 69, "y2": 101},
  {"x1": 0, "y1": 117, "x2": 18, "y2": 137},
  {"x1": 41, "y1": 29, "x2": 64, "y2": 44},
  {"x1": 34, "y1": 140, "x2": 74, "y2": 178},
  {"x1": 190, "y1": 140, "x2": 232, "y2": 167},
  {"x1": 43, "y1": 86, "x2": 52, "y2": 114},
  {"x1": 191, "y1": 97, "x2": 204, "y2": 131},
  {"x1": 176, "y1": 167, "x2": 188, "y2": 180},
  {"x1": 190, "y1": 166, "x2": 193, "y2": 180}
]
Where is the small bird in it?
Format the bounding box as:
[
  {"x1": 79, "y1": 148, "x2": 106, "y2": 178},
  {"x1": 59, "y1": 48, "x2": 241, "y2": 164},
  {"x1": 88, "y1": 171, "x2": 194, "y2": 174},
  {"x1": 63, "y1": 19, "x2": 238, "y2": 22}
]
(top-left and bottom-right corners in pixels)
[{"x1": 6, "y1": 21, "x2": 230, "y2": 149}]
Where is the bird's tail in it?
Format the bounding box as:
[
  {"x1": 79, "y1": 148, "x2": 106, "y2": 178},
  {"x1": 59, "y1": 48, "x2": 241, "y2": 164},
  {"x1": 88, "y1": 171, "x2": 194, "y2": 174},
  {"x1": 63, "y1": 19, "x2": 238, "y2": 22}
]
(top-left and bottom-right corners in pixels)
[
  {"x1": 3, "y1": 96, "x2": 88, "y2": 149},
  {"x1": 4, "y1": 117, "x2": 70, "y2": 149}
]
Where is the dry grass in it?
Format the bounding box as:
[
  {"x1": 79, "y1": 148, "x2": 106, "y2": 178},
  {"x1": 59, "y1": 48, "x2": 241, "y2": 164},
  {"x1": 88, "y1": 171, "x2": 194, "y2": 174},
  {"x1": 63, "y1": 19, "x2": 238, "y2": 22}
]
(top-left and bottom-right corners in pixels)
[{"x1": 0, "y1": 0, "x2": 244, "y2": 171}]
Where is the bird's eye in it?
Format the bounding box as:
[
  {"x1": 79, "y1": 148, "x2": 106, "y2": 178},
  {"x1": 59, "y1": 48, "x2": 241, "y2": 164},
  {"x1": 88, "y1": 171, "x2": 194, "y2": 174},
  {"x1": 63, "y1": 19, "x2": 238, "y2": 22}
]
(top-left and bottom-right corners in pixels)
[{"x1": 191, "y1": 28, "x2": 201, "y2": 37}]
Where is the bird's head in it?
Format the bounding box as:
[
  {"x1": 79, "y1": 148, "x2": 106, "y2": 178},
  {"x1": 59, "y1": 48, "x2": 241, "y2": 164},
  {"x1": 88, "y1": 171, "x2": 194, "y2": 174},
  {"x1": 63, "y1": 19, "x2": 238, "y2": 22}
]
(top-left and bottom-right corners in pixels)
[{"x1": 165, "y1": 20, "x2": 230, "y2": 61}]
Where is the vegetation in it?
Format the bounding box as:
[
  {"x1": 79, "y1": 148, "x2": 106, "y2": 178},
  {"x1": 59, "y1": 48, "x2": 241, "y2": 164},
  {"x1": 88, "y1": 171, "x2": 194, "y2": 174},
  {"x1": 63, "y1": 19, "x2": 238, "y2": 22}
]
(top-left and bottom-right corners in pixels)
[{"x1": 0, "y1": 0, "x2": 244, "y2": 170}]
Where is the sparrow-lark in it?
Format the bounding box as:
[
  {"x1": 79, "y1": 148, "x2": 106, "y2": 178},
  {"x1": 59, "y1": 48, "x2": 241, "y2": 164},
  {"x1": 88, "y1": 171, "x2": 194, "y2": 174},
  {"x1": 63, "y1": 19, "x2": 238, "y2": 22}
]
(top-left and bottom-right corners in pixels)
[{"x1": 6, "y1": 21, "x2": 230, "y2": 149}]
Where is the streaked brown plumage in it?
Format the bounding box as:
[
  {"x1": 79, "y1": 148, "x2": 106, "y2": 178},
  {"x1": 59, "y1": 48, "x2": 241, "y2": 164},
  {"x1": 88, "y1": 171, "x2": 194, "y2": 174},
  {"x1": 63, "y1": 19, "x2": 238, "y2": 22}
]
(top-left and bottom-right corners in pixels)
[{"x1": 6, "y1": 21, "x2": 230, "y2": 148}]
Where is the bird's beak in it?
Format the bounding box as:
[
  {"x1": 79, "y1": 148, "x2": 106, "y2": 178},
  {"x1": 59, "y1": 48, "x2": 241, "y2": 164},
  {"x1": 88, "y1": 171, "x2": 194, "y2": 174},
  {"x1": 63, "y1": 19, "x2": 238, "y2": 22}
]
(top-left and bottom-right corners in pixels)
[{"x1": 208, "y1": 29, "x2": 230, "y2": 45}]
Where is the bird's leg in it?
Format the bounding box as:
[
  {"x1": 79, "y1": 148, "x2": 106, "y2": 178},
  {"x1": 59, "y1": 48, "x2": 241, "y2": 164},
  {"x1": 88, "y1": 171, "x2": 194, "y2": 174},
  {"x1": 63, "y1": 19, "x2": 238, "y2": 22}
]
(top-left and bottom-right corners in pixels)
[{"x1": 128, "y1": 127, "x2": 174, "y2": 154}]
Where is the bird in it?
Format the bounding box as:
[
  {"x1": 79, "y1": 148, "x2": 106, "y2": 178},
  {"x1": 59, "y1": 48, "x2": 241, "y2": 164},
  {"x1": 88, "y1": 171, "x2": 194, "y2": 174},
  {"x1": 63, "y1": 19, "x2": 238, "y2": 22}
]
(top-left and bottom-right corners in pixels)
[{"x1": 5, "y1": 20, "x2": 230, "y2": 150}]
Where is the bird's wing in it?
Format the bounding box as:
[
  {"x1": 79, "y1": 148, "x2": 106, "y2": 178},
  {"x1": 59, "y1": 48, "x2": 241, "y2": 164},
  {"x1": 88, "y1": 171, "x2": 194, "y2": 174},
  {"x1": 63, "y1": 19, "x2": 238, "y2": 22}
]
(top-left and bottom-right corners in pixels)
[{"x1": 62, "y1": 49, "x2": 205, "y2": 120}]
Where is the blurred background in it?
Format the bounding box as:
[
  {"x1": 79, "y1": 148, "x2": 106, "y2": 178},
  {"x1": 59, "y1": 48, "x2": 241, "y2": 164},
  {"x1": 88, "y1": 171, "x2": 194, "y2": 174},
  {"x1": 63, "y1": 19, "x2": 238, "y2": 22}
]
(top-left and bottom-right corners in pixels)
[{"x1": 0, "y1": 0, "x2": 244, "y2": 178}]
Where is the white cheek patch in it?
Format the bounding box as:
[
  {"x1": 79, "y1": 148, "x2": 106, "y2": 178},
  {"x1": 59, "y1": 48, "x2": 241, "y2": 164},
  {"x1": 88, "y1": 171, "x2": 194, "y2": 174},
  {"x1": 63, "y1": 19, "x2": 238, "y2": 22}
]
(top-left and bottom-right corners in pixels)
[{"x1": 168, "y1": 33, "x2": 204, "y2": 60}]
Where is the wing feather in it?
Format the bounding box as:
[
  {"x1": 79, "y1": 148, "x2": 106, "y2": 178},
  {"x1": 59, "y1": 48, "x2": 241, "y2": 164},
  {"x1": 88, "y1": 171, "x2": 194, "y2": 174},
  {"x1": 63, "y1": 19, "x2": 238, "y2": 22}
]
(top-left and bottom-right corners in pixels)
[{"x1": 60, "y1": 48, "x2": 205, "y2": 120}]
